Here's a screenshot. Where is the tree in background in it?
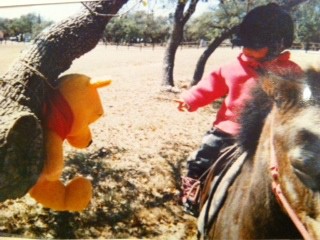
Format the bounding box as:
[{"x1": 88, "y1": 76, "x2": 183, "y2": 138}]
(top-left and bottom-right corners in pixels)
[
  {"x1": 103, "y1": 11, "x2": 170, "y2": 45},
  {"x1": 0, "y1": 13, "x2": 53, "y2": 41},
  {"x1": 188, "y1": 0, "x2": 248, "y2": 85},
  {"x1": 31, "y1": 15, "x2": 53, "y2": 39},
  {"x1": 184, "y1": 12, "x2": 218, "y2": 42},
  {"x1": 161, "y1": 0, "x2": 200, "y2": 89},
  {"x1": 293, "y1": 0, "x2": 320, "y2": 45},
  {"x1": 142, "y1": 12, "x2": 170, "y2": 45},
  {"x1": 103, "y1": 16, "x2": 128, "y2": 43}
]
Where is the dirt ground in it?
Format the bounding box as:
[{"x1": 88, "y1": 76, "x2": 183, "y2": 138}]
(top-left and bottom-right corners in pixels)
[{"x1": 0, "y1": 43, "x2": 319, "y2": 239}]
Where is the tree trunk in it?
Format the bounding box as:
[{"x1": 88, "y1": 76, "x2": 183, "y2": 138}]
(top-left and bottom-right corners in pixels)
[
  {"x1": 162, "y1": 22, "x2": 184, "y2": 87},
  {"x1": 191, "y1": 26, "x2": 238, "y2": 86},
  {"x1": 161, "y1": 0, "x2": 199, "y2": 88},
  {"x1": 0, "y1": 0, "x2": 128, "y2": 201}
]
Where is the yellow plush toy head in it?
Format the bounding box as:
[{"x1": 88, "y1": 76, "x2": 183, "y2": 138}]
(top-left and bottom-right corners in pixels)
[
  {"x1": 58, "y1": 74, "x2": 111, "y2": 148},
  {"x1": 28, "y1": 73, "x2": 111, "y2": 212}
]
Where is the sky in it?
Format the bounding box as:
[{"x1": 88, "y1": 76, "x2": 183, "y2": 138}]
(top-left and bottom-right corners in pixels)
[
  {"x1": 0, "y1": 0, "x2": 217, "y2": 22},
  {"x1": 0, "y1": 0, "x2": 82, "y2": 22}
]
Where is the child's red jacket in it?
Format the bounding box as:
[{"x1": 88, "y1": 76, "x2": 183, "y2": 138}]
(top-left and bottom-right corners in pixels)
[{"x1": 181, "y1": 51, "x2": 302, "y2": 135}]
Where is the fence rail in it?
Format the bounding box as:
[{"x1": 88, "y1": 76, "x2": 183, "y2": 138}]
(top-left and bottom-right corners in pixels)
[
  {"x1": 180, "y1": 41, "x2": 320, "y2": 51},
  {"x1": 291, "y1": 42, "x2": 320, "y2": 51},
  {"x1": 104, "y1": 41, "x2": 320, "y2": 51},
  {"x1": 2, "y1": 39, "x2": 320, "y2": 51}
]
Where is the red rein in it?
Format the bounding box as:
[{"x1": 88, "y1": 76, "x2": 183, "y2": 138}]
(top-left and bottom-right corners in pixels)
[{"x1": 269, "y1": 114, "x2": 313, "y2": 240}]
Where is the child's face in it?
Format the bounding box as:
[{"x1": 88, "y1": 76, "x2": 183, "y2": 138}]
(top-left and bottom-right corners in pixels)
[{"x1": 243, "y1": 47, "x2": 269, "y2": 61}]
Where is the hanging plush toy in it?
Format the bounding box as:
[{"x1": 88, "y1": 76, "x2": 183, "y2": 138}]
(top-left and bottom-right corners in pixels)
[{"x1": 29, "y1": 74, "x2": 111, "y2": 212}]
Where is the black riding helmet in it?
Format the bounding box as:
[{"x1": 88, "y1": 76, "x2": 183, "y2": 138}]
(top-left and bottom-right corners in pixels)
[{"x1": 233, "y1": 3, "x2": 294, "y2": 58}]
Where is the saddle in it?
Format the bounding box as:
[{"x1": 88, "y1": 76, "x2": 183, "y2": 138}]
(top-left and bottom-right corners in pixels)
[{"x1": 197, "y1": 144, "x2": 248, "y2": 236}]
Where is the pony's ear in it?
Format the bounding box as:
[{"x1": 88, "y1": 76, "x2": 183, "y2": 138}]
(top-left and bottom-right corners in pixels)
[{"x1": 90, "y1": 78, "x2": 112, "y2": 88}]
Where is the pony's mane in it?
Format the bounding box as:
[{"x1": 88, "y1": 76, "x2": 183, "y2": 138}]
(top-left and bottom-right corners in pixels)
[
  {"x1": 237, "y1": 85, "x2": 272, "y2": 156},
  {"x1": 237, "y1": 68, "x2": 320, "y2": 156}
]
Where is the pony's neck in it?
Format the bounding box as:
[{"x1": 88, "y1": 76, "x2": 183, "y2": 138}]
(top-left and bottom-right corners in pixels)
[{"x1": 243, "y1": 114, "x2": 301, "y2": 238}]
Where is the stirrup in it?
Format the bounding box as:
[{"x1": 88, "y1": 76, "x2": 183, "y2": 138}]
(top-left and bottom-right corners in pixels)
[{"x1": 182, "y1": 176, "x2": 201, "y2": 204}]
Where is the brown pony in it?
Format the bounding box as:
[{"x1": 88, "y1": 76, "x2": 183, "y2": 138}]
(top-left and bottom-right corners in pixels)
[{"x1": 198, "y1": 69, "x2": 320, "y2": 239}]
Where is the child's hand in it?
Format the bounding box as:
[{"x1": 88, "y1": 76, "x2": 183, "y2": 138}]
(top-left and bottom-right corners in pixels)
[{"x1": 174, "y1": 99, "x2": 189, "y2": 112}]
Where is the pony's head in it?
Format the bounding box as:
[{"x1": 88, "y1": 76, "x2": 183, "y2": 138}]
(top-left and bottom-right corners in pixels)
[
  {"x1": 239, "y1": 68, "x2": 320, "y2": 190},
  {"x1": 261, "y1": 69, "x2": 320, "y2": 191}
]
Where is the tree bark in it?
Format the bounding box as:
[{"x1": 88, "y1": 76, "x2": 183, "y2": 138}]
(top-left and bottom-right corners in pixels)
[
  {"x1": 161, "y1": 0, "x2": 199, "y2": 87},
  {"x1": 0, "y1": 0, "x2": 128, "y2": 201},
  {"x1": 162, "y1": 19, "x2": 184, "y2": 87}
]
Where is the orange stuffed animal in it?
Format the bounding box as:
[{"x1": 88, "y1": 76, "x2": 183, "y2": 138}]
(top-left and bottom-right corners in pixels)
[{"x1": 29, "y1": 74, "x2": 111, "y2": 212}]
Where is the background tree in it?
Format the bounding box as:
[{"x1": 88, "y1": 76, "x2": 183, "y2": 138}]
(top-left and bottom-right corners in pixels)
[
  {"x1": 161, "y1": 0, "x2": 200, "y2": 89},
  {"x1": 103, "y1": 11, "x2": 170, "y2": 44},
  {"x1": 185, "y1": 12, "x2": 217, "y2": 42},
  {"x1": 189, "y1": 0, "x2": 247, "y2": 85},
  {"x1": 293, "y1": 0, "x2": 320, "y2": 44},
  {"x1": 141, "y1": 13, "x2": 170, "y2": 45},
  {"x1": 103, "y1": 16, "x2": 128, "y2": 43},
  {"x1": 0, "y1": 13, "x2": 53, "y2": 41},
  {"x1": 31, "y1": 15, "x2": 53, "y2": 39},
  {"x1": 0, "y1": 0, "x2": 129, "y2": 202}
]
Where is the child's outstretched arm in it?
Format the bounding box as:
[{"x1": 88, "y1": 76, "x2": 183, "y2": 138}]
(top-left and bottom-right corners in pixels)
[{"x1": 174, "y1": 99, "x2": 190, "y2": 112}]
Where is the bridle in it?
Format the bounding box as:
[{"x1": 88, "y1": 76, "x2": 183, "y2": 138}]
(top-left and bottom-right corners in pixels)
[{"x1": 269, "y1": 111, "x2": 313, "y2": 240}]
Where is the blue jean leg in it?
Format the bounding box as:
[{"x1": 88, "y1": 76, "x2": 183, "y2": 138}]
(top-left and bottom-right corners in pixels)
[{"x1": 186, "y1": 128, "x2": 235, "y2": 179}]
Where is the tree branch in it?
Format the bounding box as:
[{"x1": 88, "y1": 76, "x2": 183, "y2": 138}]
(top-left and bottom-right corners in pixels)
[
  {"x1": 182, "y1": 0, "x2": 200, "y2": 25},
  {"x1": 281, "y1": 0, "x2": 309, "y2": 11}
]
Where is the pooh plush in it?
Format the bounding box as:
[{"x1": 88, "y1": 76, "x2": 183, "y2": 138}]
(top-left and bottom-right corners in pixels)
[{"x1": 29, "y1": 74, "x2": 111, "y2": 212}]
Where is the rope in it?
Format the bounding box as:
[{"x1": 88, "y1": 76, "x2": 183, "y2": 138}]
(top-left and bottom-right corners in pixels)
[
  {"x1": 20, "y1": 60, "x2": 57, "y2": 90},
  {"x1": 269, "y1": 111, "x2": 313, "y2": 240},
  {"x1": 200, "y1": 144, "x2": 244, "y2": 236},
  {"x1": 0, "y1": 59, "x2": 54, "y2": 109},
  {"x1": 81, "y1": 0, "x2": 145, "y2": 19}
]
